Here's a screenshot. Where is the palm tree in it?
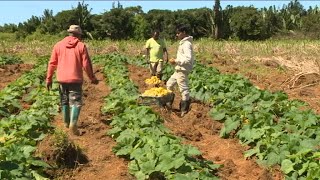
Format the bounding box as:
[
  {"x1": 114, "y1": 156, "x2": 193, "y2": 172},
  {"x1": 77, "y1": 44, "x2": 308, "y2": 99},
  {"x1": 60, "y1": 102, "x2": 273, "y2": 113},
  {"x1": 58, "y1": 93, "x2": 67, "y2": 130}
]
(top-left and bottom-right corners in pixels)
[{"x1": 214, "y1": 0, "x2": 222, "y2": 39}]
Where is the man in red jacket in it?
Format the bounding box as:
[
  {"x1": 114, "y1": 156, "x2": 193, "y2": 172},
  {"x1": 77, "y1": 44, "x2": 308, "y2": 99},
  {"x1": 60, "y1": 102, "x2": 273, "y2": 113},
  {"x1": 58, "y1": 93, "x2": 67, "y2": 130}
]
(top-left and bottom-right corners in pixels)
[{"x1": 46, "y1": 25, "x2": 98, "y2": 135}]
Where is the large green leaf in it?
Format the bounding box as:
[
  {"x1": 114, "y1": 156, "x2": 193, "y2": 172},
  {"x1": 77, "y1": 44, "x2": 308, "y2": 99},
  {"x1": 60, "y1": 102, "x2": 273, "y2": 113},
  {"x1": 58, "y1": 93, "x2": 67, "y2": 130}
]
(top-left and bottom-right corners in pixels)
[
  {"x1": 281, "y1": 159, "x2": 295, "y2": 174},
  {"x1": 210, "y1": 109, "x2": 225, "y2": 121},
  {"x1": 220, "y1": 117, "x2": 240, "y2": 137}
]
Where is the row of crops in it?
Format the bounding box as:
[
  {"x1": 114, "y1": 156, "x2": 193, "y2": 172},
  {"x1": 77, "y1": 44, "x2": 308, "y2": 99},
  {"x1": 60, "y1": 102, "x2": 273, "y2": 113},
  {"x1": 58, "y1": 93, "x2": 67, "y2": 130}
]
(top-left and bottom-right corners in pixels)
[
  {"x1": 188, "y1": 64, "x2": 320, "y2": 179},
  {"x1": 93, "y1": 54, "x2": 220, "y2": 180},
  {"x1": 0, "y1": 57, "x2": 60, "y2": 179},
  {"x1": 2, "y1": 54, "x2": 219, "y2": 179},
  {"x1": 2, "y1": 51, "x2": 319, "y2": 179},
  {"x1": 0, "y1": 55, "x2": 23, "y2": 66},
  {"x1": 127, "y1": 54, "x2": 320, "y2": 179}
]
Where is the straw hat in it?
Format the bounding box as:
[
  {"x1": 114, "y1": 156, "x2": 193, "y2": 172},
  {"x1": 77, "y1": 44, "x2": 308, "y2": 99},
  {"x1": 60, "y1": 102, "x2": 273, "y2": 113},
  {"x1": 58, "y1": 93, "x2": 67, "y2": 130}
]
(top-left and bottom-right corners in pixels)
[{"x1": 67, "y1": 25, "x2": 83, "y2": 35}]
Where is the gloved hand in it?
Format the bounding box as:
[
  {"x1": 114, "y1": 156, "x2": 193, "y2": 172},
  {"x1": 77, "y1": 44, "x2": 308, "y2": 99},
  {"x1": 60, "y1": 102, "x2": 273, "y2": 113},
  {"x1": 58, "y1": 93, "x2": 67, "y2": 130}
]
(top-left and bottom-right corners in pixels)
[
  {"x1": 169, "y1": 58, "x2": 176, "y2": 65},
  {"x1": 46, "y1": 82, "x2": 52, "y2": 91},
  {"x1": 91, "y1": 77, "x2": 99, "y2": 85}
]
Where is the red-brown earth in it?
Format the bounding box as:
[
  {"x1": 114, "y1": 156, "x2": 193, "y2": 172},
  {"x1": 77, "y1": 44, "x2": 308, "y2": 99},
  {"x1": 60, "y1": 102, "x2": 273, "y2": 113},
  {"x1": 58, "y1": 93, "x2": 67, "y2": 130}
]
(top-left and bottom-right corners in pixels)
[
  {"x1": 0, "y1": 64, "x2": 33, "y2": 89},
  {"x1": 3, "y1": 59, "x2": 319, "y2": 179},
  {"x1": 37, "y1": 67, "x2": 133, "y2": 180},
  {"x1": 127, "y1": 64, "x2": 283, "y2": 180}
]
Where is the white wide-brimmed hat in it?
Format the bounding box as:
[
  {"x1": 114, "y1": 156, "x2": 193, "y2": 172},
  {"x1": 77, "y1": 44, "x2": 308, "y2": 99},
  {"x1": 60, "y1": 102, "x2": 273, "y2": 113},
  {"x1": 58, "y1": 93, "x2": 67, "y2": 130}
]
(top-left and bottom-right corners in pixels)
[{"x1": 67, "y1": 25, "x2": 83, "y2": 35}]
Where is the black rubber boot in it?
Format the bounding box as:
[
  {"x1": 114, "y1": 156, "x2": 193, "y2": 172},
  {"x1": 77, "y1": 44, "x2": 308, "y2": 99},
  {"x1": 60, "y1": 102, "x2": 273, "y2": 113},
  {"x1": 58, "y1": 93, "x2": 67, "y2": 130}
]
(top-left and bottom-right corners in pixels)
[
  {"x1": 156, "y1": 73, "x2": 163, "y2": 81},
  {"x1": 166, "y1": 93, "x2": 175, "y2": 110},
  {"x1": 180, "y1": 99, "x2": 191, "y2": 117}
]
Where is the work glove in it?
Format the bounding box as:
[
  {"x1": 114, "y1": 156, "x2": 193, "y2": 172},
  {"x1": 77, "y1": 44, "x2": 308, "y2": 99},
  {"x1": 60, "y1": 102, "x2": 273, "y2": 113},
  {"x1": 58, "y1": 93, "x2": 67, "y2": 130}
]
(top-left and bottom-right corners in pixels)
[
  {"x1": 46, "y1": 82, "x2": 52, "y2": 91},
  {"x1": 169, "y1": 58, "x2": 176, "y2": 65}
]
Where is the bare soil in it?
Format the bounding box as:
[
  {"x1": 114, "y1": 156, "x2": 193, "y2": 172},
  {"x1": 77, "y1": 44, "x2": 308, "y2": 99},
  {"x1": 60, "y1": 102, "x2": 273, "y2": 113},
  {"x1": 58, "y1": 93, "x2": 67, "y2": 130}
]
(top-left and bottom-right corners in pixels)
[
  {"x1": 210, "y1": 59, "x2": 320, "y2": 114},
  {"x1": 127, "y1": 64, "x2": 283, "y2": 180},
  {"x1": 0, "y1": 64, "x2": 33, "y2": 89},
  {"x1": 11, "y1": 58, "x2": 320, "y2": 180},
  {"x1": 37, "y1": 67, "x2": 134, "y2": 180}
]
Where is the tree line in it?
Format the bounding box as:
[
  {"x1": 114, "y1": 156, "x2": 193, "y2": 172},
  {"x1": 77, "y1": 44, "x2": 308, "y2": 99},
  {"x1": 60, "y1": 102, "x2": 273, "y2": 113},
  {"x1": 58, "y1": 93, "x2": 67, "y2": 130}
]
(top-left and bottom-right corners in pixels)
[{"x1": 1, "y1": 0, "x2": 320, "y2": 41}]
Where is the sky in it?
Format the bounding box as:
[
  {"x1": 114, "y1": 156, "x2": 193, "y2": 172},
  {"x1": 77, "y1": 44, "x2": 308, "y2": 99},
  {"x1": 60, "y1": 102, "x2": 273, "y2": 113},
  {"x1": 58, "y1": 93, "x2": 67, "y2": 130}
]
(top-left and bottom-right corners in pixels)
[{"x1": 0, "y1": 1, "x2": 319, "y2": 25}]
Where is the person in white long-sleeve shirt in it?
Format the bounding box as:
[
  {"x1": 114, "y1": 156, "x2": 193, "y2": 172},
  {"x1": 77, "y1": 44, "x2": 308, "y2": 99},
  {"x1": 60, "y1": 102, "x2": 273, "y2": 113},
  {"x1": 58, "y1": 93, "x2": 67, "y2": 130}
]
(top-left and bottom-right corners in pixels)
[{"x1": 166, "y1": 25, "x2": 195, "y2": 117}]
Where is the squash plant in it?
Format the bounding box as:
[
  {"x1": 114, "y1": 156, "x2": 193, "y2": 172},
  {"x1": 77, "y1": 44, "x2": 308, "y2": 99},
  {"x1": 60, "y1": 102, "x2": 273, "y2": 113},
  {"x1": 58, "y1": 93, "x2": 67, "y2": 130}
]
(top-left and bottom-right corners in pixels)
[{"x1": 94, "y1": 54, "x2": 220, "y2": 180}]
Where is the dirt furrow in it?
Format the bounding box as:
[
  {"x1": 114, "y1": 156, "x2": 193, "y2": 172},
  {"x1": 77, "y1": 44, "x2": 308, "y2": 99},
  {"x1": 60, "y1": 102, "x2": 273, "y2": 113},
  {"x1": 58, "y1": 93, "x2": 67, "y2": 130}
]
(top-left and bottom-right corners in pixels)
[
  {"x1": 0, "y1": 64, "x2": 33, "y2": 89},
  {"x1": 128, "y1": 64, "x2": 283, "y2": 180},
  {"x1": 39, "y1": 67, "x2": 133, "y2": 180}
]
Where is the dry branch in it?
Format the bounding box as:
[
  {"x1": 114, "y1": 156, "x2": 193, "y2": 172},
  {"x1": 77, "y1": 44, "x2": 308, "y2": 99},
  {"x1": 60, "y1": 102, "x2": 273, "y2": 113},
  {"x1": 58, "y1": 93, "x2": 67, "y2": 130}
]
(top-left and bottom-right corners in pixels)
[{"x1": 286, "y1": 72, "x2": 320, "y2": 89}]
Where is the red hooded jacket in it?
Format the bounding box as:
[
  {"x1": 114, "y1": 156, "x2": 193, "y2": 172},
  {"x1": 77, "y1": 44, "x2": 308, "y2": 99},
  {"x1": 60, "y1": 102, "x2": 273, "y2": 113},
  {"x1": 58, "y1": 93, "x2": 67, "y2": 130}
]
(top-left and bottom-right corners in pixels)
[{"x1": 46, "y1": 36, "x2": 95, "y2": 84}]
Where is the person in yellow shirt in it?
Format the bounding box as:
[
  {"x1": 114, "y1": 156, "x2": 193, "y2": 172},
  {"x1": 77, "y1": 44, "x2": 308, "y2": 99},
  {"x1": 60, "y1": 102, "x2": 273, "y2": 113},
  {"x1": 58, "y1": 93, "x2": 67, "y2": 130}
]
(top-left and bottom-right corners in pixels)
[{"x1": 145, "y1": 30, "x2": 168, "y2": 80}]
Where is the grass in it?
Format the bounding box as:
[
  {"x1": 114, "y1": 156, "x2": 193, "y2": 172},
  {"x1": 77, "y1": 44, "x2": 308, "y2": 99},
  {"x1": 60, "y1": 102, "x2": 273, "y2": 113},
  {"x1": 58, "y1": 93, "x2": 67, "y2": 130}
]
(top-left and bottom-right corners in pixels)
[{"x1": 1, "y1": 32, "x2": 320, "y2": 70}]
